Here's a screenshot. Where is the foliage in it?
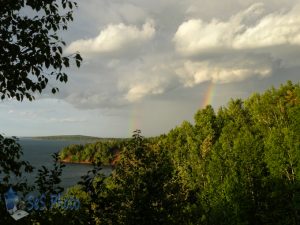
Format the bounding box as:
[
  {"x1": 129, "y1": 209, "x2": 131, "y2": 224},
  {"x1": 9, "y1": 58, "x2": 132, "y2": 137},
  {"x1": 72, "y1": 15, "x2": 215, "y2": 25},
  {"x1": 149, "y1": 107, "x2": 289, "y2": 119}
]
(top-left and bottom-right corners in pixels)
[
  {"x1": 0, "y1": 140, "x2": 69, "y2": 225},
  {"x1": 0, "y1": 0, "x2": 82, "y2": 224},
  {"x1": 59, "y1": 139, "x2": 127, "y2": 165},
  {"x1": 0, "y1": 135, "x2": 33, "y2": 223},
  {"x1": 157, "y1": 81, "x2": 300, "y2": 225},
  {"x1": 60, "y1": 82, "x2": 299, "y2": 224},
  {"x1": 0, "y1": 0, "x2": 82, "y2": 101},
  {"x1": 1, "y1": 73, "x2": 300, "y2": 225},
  {"x1": 35, "y1": 152, "x2": 65, "y2": 195},
  {"x1": 76, "y1": 130, "x2": 189, "y2": 225}
]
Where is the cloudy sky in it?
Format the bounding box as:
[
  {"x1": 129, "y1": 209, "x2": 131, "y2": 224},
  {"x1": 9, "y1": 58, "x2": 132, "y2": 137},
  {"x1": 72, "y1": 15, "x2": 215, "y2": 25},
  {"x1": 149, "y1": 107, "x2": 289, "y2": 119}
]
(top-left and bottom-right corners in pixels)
[{"x1": 1, "y1": 0, "x2": 300, "y2": 137}]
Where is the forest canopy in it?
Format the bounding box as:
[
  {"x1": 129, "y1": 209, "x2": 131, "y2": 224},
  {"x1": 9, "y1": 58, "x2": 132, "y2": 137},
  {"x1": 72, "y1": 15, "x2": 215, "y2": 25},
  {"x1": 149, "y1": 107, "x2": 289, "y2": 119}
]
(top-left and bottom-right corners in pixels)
[
  {"x1": 53, "y1": 81, "x2": 300, "y2": 225},
  {"x1": 1, "y1": 80, "x2": 299, "y2": 224}
]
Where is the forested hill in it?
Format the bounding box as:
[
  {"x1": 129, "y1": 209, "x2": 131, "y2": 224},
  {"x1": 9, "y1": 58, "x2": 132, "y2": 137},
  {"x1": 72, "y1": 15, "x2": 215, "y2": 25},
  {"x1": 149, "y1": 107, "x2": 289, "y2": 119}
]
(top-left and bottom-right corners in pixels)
[
  {"x1": 58, "y1": 137, "x2": 156, "y2": 165},
  {"x1": 59, "y1": 80, "x2": 300, "y2": 168},
  {"x1": 59, "y1": 139, "x2": 127, "y2": 165},
  {"x1": 56, "y1": 81, "x2": 300, "y2": 224}
]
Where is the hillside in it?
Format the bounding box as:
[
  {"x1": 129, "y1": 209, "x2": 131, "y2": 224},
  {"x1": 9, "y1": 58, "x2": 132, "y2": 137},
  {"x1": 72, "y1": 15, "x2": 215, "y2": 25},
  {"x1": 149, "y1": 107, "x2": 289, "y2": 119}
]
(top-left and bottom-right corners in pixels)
[{"x1": 55, "y1": 81, "x2": 300, "y2": 225}]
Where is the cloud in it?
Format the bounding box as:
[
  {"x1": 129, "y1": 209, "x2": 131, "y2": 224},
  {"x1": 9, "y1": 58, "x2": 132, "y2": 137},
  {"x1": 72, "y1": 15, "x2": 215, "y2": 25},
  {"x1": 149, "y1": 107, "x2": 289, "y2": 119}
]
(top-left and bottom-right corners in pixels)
[
  {"x1": 173, "y1": 3, "x2": 300, "y2": 55},
  {"x1": 233, "y1": 5, "x2": 300, "y2": 49},
  {"x1": 19, "y1": 111, "x2": 39, "y2": 119},
  {"x1": 48, "y1": 117, "x2": 87, "y2": 123},
  {"x1": 66, "y1": 21, "x2": 155, "y2": 56},
  {"x1": 117, "y1": 57, "x2": 176, "y2": 102},
  {"x1": 57, "y1": 1, "x2": 299, "y2": 109},
  {"x1": 175, "y1": 55, "x2": 274, "y2": 87},
  {"x1": 64, "y1": 91, "x2": 126, "y2": 109},
  {"x1": 123, "y1": 79, "x2": 165, "y2": 102}
]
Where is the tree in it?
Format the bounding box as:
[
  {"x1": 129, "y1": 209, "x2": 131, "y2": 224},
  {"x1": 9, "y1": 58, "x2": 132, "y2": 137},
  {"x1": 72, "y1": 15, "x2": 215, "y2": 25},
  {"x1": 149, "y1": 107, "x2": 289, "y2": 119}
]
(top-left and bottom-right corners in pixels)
[
  {"x1": 78, "y1": 130, "x2": 189, "y2": 225},
  {"x1": 0, "y1": 0, "x2": 82, "y2": 101},
  {"x1": 0, "y1": 1, "x2": 82, "y2": 224},
  {"x1": 0, "y1": 135, "x2": 34, "y2": 223}
]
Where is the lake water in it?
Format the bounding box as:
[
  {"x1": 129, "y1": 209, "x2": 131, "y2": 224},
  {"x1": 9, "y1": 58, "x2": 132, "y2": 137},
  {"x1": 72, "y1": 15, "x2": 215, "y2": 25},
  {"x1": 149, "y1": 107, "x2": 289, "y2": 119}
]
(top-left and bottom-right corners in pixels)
[{"x1": 14, "y1": 138, "x2": 112, "y2": 189}]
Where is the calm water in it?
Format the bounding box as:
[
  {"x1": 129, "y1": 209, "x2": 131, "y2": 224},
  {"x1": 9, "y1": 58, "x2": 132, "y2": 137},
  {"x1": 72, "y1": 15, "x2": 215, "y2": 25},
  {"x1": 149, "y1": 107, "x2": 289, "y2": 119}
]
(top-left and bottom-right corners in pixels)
[{"x1": 15, "y1": 138, "x2": 111, "y2": 189}]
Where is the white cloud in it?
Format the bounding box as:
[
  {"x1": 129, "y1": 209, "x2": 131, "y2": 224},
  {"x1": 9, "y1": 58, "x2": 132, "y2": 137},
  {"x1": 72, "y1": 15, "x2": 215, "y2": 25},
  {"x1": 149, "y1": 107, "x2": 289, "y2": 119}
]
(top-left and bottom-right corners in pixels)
[
  {"x1": 173, "y1": 19, "x2": 233, "y2": 54},
  {"x1": 234, "y1": 5, "x2": 300, "y2": 48},
  {"x1": 174, "y1": 3, "x2": 300, "y2": 55},
  {"x1": 66, "y1": 21, "x2": 155, "y2": 55},
  {"x1": 119, "y1": 73, "x2": 169, "y2": 102},
  {"x1": 117, "y1": 58, "x2": 176, "y2": 102},
  {"x1": 59, "y1": 1, "x2": 299, "y2": 108},
  {"x1": 124, "y1": 81, "x2": 165, "y2": 102},
  {"x1": 176, "y1": 58, "x2": 272, "y2": 87}
]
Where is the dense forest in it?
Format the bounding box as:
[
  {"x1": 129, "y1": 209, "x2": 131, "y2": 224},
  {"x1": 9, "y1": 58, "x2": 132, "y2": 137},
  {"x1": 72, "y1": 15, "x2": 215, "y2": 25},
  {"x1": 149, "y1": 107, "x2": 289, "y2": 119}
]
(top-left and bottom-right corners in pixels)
[
  {"x1": 59, "y1": 140, "x2": 127, "y2": 165},
  {"x1": 58, "y1": 137, "x2": 158, "y2": 165},
  {"x1": 1, "y1": 81, "x2": 300, "y2": 225},
  {"x1": 34, "y1": 80, "x2": 300, "y2": 225}
]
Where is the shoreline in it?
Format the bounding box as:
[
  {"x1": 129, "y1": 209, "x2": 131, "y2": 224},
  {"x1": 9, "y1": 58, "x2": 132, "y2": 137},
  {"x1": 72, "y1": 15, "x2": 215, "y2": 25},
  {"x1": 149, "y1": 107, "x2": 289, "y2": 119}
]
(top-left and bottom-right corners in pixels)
[
  {"x1": 60, "y1": 160, "x2": 92, "y2": 165},
  {"x1": 60, "y1": 160, "x2": 112, "y2": 167}
]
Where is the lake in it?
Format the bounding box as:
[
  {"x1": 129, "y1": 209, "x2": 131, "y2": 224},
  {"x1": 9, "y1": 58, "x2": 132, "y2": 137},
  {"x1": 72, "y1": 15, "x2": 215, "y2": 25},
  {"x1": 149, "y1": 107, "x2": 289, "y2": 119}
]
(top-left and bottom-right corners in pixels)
[{"x1": 13, "y1": 138, "x2": 112, "y2": 189}]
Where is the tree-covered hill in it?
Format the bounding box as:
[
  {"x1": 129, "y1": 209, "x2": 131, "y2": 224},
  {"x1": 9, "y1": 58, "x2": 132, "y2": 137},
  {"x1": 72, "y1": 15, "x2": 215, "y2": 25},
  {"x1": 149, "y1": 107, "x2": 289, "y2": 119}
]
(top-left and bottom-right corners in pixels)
[
  {"x1": 4, "y1": 81, "x2": 299, "y2": 225},
  {"x1": 58, "y1": 139, "x2": 128, "y2": 165},
  {"x1": 58, "y1": 137, "x2": 157, "y2": 165},
  {"x1": 152, "y1": 80, "x2": 300, "y2": 225},
  {"x1": 61, "y1": 81, "x2": 300, "y2": 225}
]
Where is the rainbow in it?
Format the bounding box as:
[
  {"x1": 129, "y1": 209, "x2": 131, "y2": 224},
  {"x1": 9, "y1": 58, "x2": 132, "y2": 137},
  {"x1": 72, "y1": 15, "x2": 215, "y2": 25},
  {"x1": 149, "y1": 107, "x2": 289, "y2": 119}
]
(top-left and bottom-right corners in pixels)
[
  {"x1": 127, "y1": 82, "x2": 215, "y2": 136},
  {"x1": 201, "y1": 81, "x2": 215, "y2": 108},
  {"x1": 128, "y1": 104, "x2": 141, "y2": 137}
]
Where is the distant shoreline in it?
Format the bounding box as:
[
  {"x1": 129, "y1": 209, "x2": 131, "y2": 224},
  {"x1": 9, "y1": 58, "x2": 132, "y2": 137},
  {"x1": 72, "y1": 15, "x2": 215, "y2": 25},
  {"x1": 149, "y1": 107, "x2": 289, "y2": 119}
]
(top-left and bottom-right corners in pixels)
[
  {"x1": 24, "y1": 135, "x2": 102, "y2": 142},
  {"x1": 60, "y1": 159, "x2": 92, "y2": 165},
  {"x1": 60, "y1": 159, "x2": 113, "y2": 167},
  {"x1": 20, "y1": 135, "x2": 128, "y2": 143}
]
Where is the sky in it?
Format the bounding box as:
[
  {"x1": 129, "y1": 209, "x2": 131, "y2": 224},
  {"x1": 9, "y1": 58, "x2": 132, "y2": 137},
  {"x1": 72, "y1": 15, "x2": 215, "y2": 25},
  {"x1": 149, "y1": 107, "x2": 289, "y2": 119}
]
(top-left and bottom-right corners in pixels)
[{"x1": 1, "y1": 0, "x2": 300, "y2": 137}]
